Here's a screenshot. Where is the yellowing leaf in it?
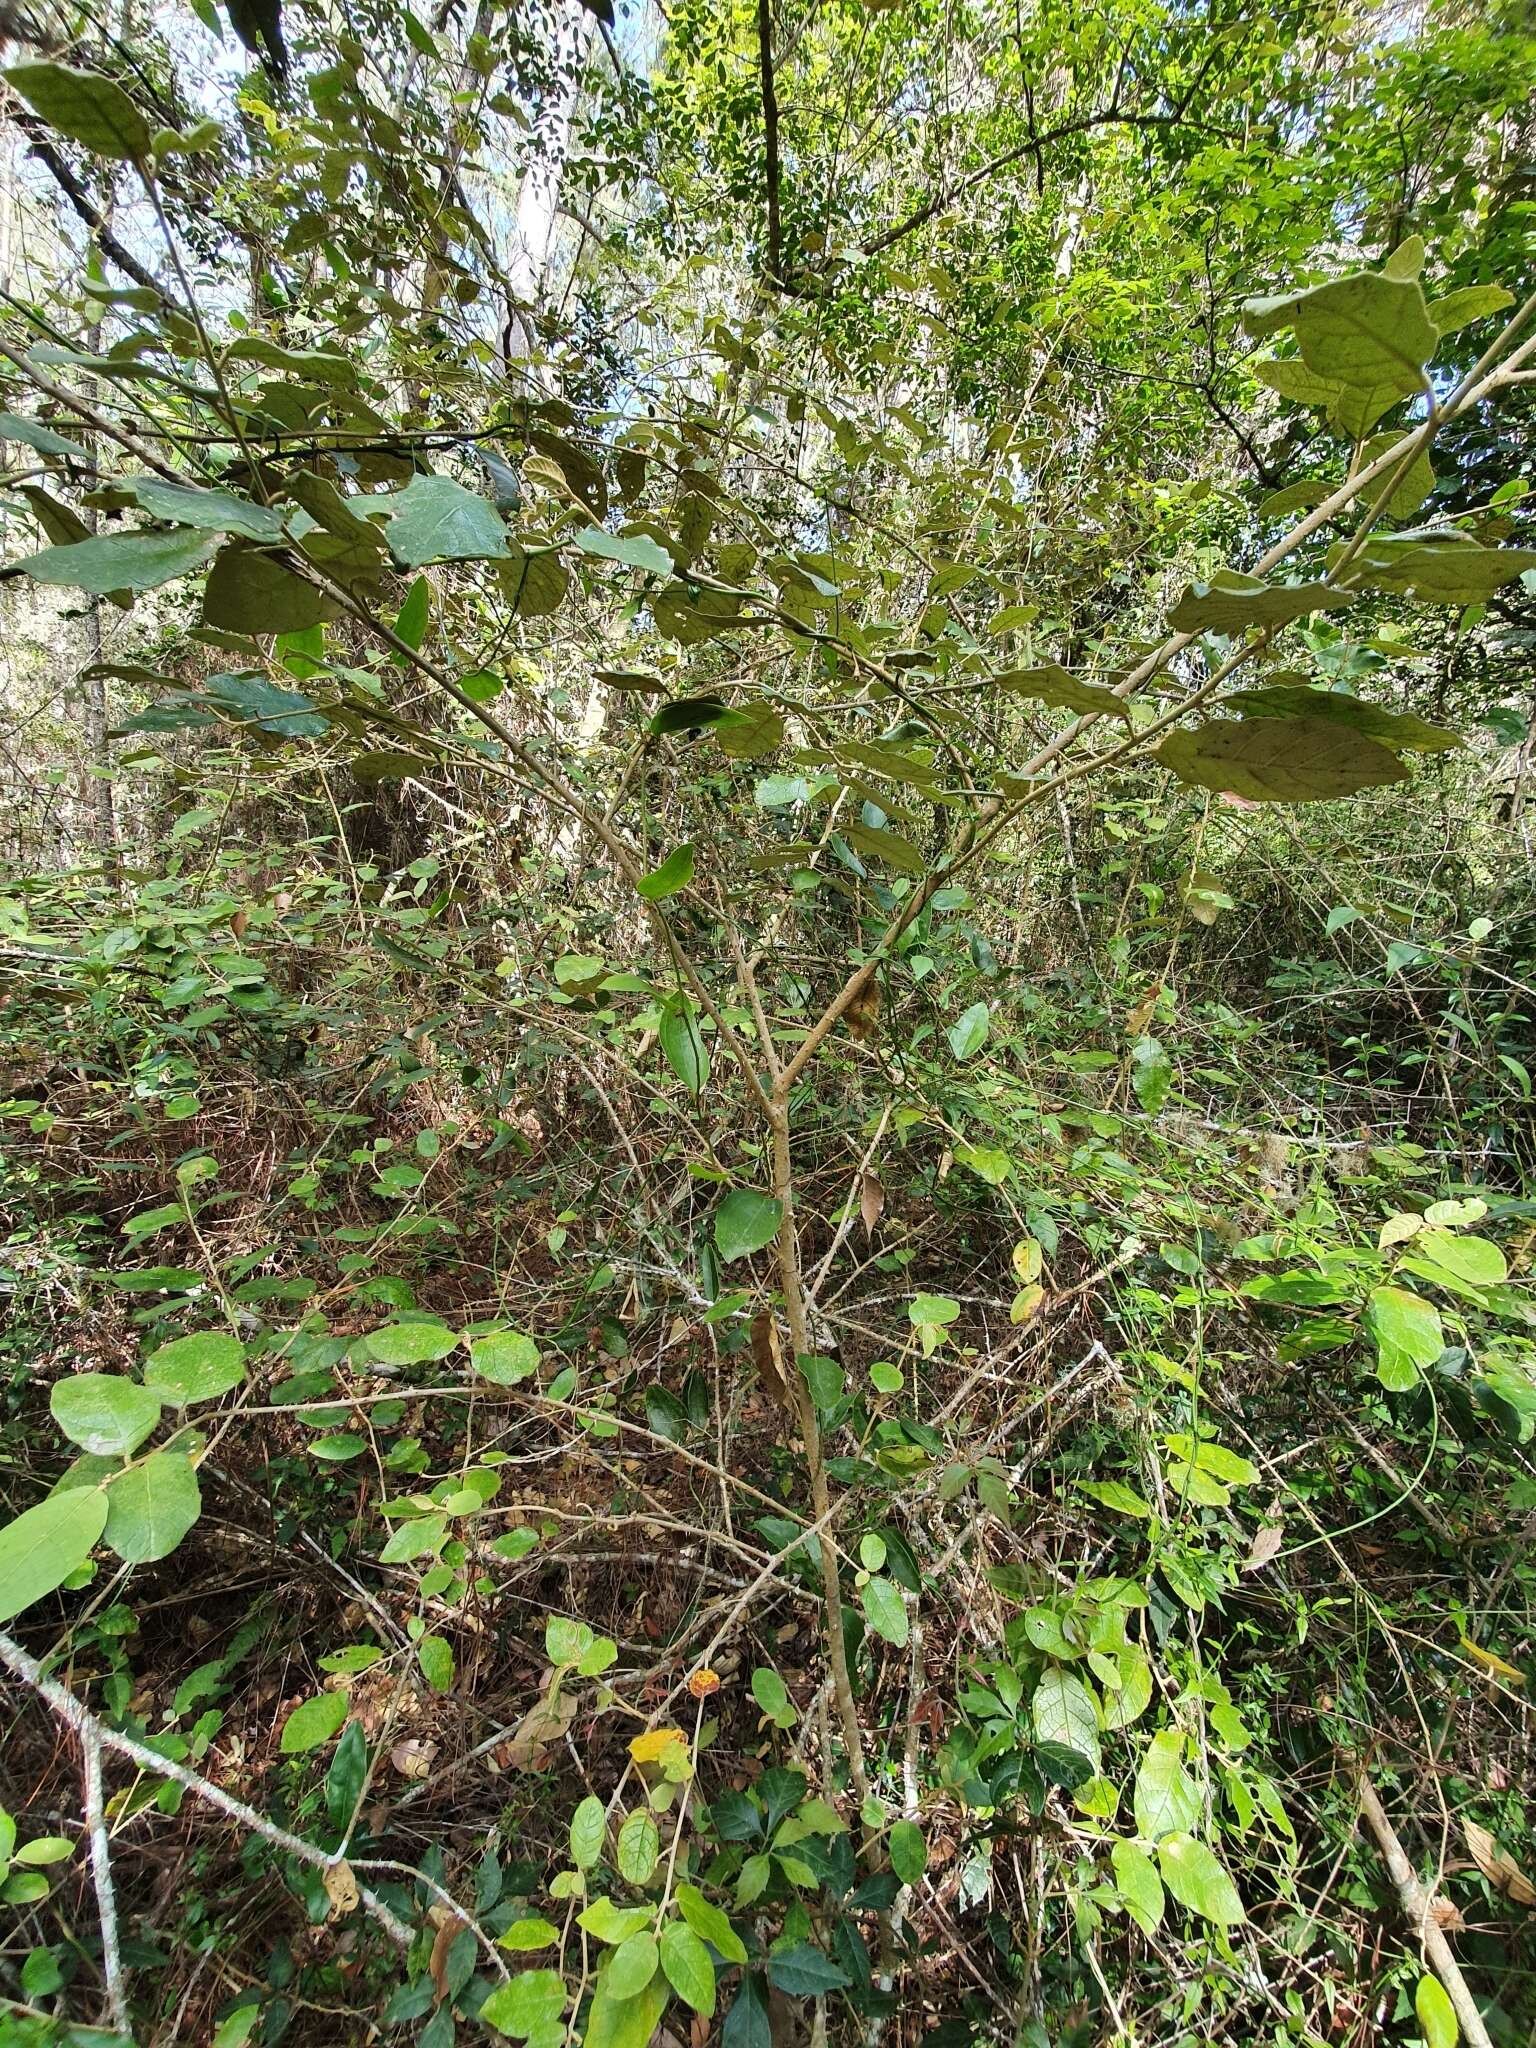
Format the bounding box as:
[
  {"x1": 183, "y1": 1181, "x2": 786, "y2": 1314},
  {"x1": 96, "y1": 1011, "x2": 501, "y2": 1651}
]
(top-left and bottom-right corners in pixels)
[{"x1": 628, "y1": 1728, "x2": 689, "y2": 1764}]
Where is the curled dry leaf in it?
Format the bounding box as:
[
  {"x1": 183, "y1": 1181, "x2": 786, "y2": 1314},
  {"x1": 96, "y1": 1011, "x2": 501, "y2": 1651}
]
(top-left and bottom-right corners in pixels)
[
  {"x1": 322, "y1": 1858, "x2": 359, "y2": 1919},
  {"x1": 1125, "y1": 983, "x2": 1162, "y2": 1037},
  {"x1": 860, "y1": 1170, "x2": 885, "y2": 1239},
  {"x1": 503, "y1": 1687, "x2": 578, "y2": 1771},
  {"x1": 1243, "y1": 1524, "x2": 1285, "y2": 1573},
  {"x1": 1465, "y1": 1819, "x2": 1536, "y2": 1907},
  {"x1": 750, "y1": 1310, "x2": 791, "y2": 1411},
  {"x1": 389, "y1": 1737, "x2": 437, "y2": 1780}
]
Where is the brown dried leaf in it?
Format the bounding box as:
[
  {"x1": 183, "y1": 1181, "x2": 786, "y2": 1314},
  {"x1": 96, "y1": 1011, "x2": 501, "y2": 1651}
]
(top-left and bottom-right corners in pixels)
[
  {"x1": 1465, "y1": 1820, "x2": 1536, "y2": 1907},
  {"x1": 322, "y1": 1859, "x2": 359, "y2": 1920},
  {"x1": 751, "y1": 1310, "x2": 791, "y2": 1411},
  {"x1": 845, "y1": 976, "x2": 881, "y2": 1044},
  {"x1": 1243, "y1": 1524, "x2": 1285, "y2": 1573},
  {"x1": 429, "y1": 1912, "x2": 467, "y2": 2004},
  {"x1": 503, "y1": 1689, "x2": 578, "y2": 1771},
  {"x1": 1125, "y1": 983, "x2": 1163, "y2": 1038},
  {"x1": 859, "y1": 1172, "x2": 885, "y2": 1239},
  {"x1": 389, "y1": 1737, "x2": 437, "y2": 1780},
  {"x1": 1430, "y1": 1897, "x2": 1467, "y2": 1931}
]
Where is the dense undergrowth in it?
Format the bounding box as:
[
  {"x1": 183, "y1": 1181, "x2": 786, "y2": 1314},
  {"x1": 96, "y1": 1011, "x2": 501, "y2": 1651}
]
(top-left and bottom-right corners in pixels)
[{"x1": 3, "y1": 0, "x2": 1536, "y2": 2039}]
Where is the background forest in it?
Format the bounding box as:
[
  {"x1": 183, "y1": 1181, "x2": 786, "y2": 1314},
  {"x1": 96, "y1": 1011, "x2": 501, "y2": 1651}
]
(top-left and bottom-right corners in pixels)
[{"x1": 1, "y1": 0, "x2": 1535, "y2": 2042}]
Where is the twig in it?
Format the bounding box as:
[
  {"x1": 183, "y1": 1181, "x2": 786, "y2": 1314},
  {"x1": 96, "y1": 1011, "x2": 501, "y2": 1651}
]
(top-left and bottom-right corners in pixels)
[
  {"x1": 1353, "y1": 1766, "x2": 1494, "y2": 2048},
  {"x1": 81, "y1": 1727, "x2": 130, "y2": 2037}
]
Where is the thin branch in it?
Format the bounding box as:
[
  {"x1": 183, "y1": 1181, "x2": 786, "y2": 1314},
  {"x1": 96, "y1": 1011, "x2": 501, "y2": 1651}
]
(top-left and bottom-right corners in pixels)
[
  {"x1": 82, "y1": 1727, "x2": 130, "y2": 2037},
  {"x1": 756, "y1": 0, "x2": 786, "y2": 288}
]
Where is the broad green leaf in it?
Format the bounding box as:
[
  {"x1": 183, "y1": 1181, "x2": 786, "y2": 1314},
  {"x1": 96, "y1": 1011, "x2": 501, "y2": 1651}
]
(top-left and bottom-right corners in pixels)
[
  {"x1": 1415, "y1": 1973, "x2": 1459, "y2": 2048},
  {"x1": 765, "y1": 1943, "x2": 849, "y2": 1996},
  {"x1": 1429, "y1": 285, "x2": 1514, "y2": 337},
  {"x1": 948, "y1": 1001, "x2": 990, "y2": 1060},
  {"x1": 606, "y1": 1930, "x2": 658, "y2": 1998},
  {"x1": 1133, "y1": 1730, "x2": 1200, "y2": 1841},
  {"x1": 954, "y1": 1140, "x2": 1012, "y2": 1184},
  {"x1": 1363, "y1": 1285, "x2": 1443, "y2": 1390},
  {"x1": 1244, "y1": 272, "x2": 1436, "y2": 397},
  {"x1": 102, "y1": 1451, "x2": 200, "y2": 1563},
  {"x1": 50, "y1": 1374, "x2": 161, "y2": 1456},
  {"x1": 1332, "y1": 535, "x2": 1536, "y2": 605},
  {"x1": 861, "y1": 1574, "x2": 908, "y2": 1647},
  {"x1": 1401, "y1": 1230, "x2": 1507, "y2": 1294},
  {"x1": 716, "y1": 703, "x2": 784, "y2": 759},
  {"x1": 5, "y1": 61, "x2": 152, "y2": 159},
  {"x1": 479, "y1": 1967, "x2": 566, "y2": 2038},
  {"x1": 652, "y1": 584, "x2": 743, "y2": 644},
  {"x1": 844, "y1": 821, "x2": 925, "y2": 875},
  {"x1": 1167, "y1": 570, "x2": 1352, "y2": 635},
  {"x1": 124, "y1": 476, "x2": 285, "y2": 542},
  {"x1": 1217, "y1": 684, "x2": 1458, "y2": 754},
  {"x1": 1357, "y1": 432, "x2": 1435, "y2": 519},
  {"x1": 650, "y1": 695, "x2": 731, "y2": 738},
  {"x1": 469, "y1": 1330, "x2": 540, "y2": 1384},
  {"x1": 386, "y1": 473, "x2": 510, "y2": 565},
  {"x1": 1156, "y1": 1831, "x2": 1246, "y2": 1925},
  {"x1": 675, "y1": 1882, "x2": 747, "y2": 1965},
  {"x1": 615, "y1": 1808, "x2": 659, "y2": 1885},
  {"x1": 1159, "y1": 716, "x2": 1409, "y2": 802},
  {"x1": 659, "y1": 992, "x2": 709, "y2": 1095},
  {"x1": 660, "y1": 1920, "x2": 716, "y2": 2015},
  {"x1": 889, "y1": 1819, "x2": 927, "y2": 1885},
  {"x1": 279, "y1": 1689, "x2": 349, "y2": 1753},
  {"x1": 0, "y1": 412, "x2": 91, "y2": 459},
  {"x1": 637, "y1": 843, "x2": 695, "y2": 900},
  {"x1": 0, "y1": 1488, "x2": 109, "y2": 1623},
  {"x1": 1111, "y1": 1839, "x2": 1165, "y2": 1934},
  {"x1": 203, "y1": 545, "x2": 338, "y2": 634},
  {"x1": 499, "y1": 1917, "x2": 561, "y2": 1951},
  {"x1": 143, "y1": 1332, "x2": 245, "y2": 1406},
  {"x1": 570, "y1": 1795, "x2": 606, "y2": 1870},
  {"x1": 417, "y1": 1635, "x2": 454, "y2": 1692},
  {"x1": 751, "y1": 1666, "x2": 797, "y2": 1727},
  {"x1": 714, "y1": 1188, "x2": 782, "y2": 1262},
  {"x1": 584, "y1": 1966, "x2": 669, "y2": 2048},
  {"x1": 578, "y1": 1897, "x2": 654, "y2": 1944},
  {"x1": 365, "y1": 1320, "x2": 459, "y2": 1365},
  {"x1": 1130, "y1": 1035, "x2": 1172, "y2": 1116},
  {"x1": 498, "y1": 546, "x2": 568, "y2": 617},
  {"x1": 17, "y1": 527, "x2": 215, "y2": 594},
  {"x1": 1032, "y1": 1669, "x2": 1101, "y2": 1772},
  {"x1": 997, "y1": 663, "x2": 1130, "y2": 719},
  {"x1": 576, "y1": 528, "x2": 673, "y2": 577}
]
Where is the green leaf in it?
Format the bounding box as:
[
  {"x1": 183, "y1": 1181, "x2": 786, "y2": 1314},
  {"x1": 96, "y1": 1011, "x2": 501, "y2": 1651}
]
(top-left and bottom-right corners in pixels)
[
  {"x1": 479, "y1": 1967, "x2": 566, "y2": 2039},
  {"x1": 49, "y1": 1374, "x2": 161, "y2": 1456},
  {"x1": 675, "y1": 1882, "x2": 747, "y2": 1965},
  {"x1": 579, "y1": 1898, "x2": 655, "y2": 1945},
  {"x1": 417, "y1": 1634, "x2": 454, "y2": 1692},
  {"x1": 365, "y1": 1319, "x2": 459, "y2": 1364},
  {"x1": 997, "y1": 663, "x2": 1130, "y2": 719},
  {"x1": 1364, "y1": 1286, "x2": 1444, "y2": 1389},
  {"x1": 1158, "y1": 716, "x2": 1409, "y2": 802},
  {"x1": 714, "y1": 1188, "x2": 782, "y2": 1262},
  {"x1": 583, "y1": 1967, "x2": 669, "y2": 2048},
  {"x1": 1357, "y1": 432, "x2": 1435, "y2": 519},
  {"x1": 659, "y1": 992, "x2": 709, "y2": 1095},
  {"x1": 660, "y1": 1920, "x2": 716, "y2": 2015},
  {"x1": 1217, "y1": 684, "x2": 1459, "y2": 755},
  {"x1": 5, "y1": 61, "x2": 153, "y2": 159},
  {"x1": 615, "y1": 1808, "x2": 659, "y2": 1885},
  {"x1": 576, "y1": 528, "x2": 673, "y2": 577},
  {"x1": 844, "y1": 821, "x2": 925, "y2": 875},
  {"x1": 766, "y1": 1943, "x2": 849, "y2": 1997},
  {"x1": 499, "y1": 1917, "x2": 561, "y2": 1951},
  {"x1": 861, "y1": 1574, "x2": 908, "y2": 1647},
  {"x1": 1331, "y1": 535, "x2": 1536, "y2": 605},
  {"x1": 0, "y1": 1488, "x2": 109, "y2": 1623},
  {"x1": 650, "y1": 695, "x2": 732, "y2": 737},
  {"x1": 203, "y1": 546, "x2": 338, "y2": 634},
  {"x1": 1167, "y1": 570, "x2": 1352, "y2": 635},
  {"x1": 498, "y1": 546, "x2": 569, "y2": 617},
  {"x1": 0, "y1": 411, "x2": 91, "y2": 459},
  {"x1": 889, "y1": 1819, "x2": 927, "y2": 1886},
  {"x1": 469, "y1": 1330, "x2": 540, "y2": 1384},
  {"x1": 1130, "y1": 1035, "x2": 1172, "y2": 1116},
  {"x1": 751, "y1": 1666, "x2": 797, "y2": 1728},
  {"x1": 1032, "y1": 1669, "x2": 1101, "y2": 1773},
  {"x1": 102, "y1": 1451, "x2": 200, "y2": 1563},
  {"x1": 279, "y1": 1689, "x2": 349, "y2": 1753},
  {"x1": 606, "y1": 1930, "x2": 659, "y2": 1998},
  {"x1": 1155, "y1": 1832, "x2": 1246, "y2": 1925},
  {"x1": 1429, "y1": 285, "x2": 1514, "y2": 337},
  {"x1": 570, "y1": 1795, "x2": 606, "y2": 1870},
  {"x1": 948, "y1": 1002, "x2": 990, "y2": 1060},
  {"x1": 17, "y1": 527, "x2": 215, "y2": 594},
  {"x1": 1244, "y1": 271, "x2": 1436, "y2": 397},
  {"x1": 386, "y1": 473, "x2": 510, "y2": 566},
  {"x1": 1111, "y1": 1839, "x2": 1165, "y2": 1934},
  {"x1": 325, "y1": 1719, "x2": 368, "y2": 1829},
  {"x1": 143, "y1": 1332, "x2": 246, "y2": 1406},
  {"x1": 124, "y1": 476, "x2": 285, "y2": 542},
  {"x1": 637, "y1": 843, "x2": 695, "y2": 900},
  {"x1": 1415, "y1": 1973, "x2": 1459, "y2": 2048},
  {"x1": 1133, "y1": 1731, "x2": 1200, "y2": 1841}
]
